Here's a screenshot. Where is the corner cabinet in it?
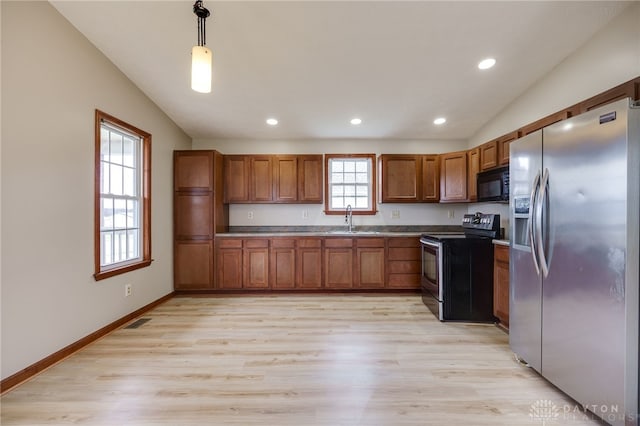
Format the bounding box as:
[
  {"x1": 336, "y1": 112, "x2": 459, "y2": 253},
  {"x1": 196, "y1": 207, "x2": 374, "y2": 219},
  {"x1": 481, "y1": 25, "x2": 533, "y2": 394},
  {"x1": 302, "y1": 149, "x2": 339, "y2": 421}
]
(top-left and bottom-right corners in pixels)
[
  {"x1": 378, "y1": 154, "x2": 439, "y2": 203},
  {"x1": 439, "y1": 151, "x2": 468, "y2": 202},
  {"x1": 174, "y1": 150, "x2": 228, "y2": 290}
]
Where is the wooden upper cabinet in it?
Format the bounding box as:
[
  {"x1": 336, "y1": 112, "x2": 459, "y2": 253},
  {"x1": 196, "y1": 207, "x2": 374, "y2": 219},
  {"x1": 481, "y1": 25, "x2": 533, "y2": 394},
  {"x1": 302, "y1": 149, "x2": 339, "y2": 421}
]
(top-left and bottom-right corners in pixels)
[
  {"x1": 250, "y1": 156, "x2": 273, "y2": 202},
  {"x1": 497, "y1": 131, "x2": 519, "y2": 166},
  {"x1": 225, "y1": 154, "x2": 322, "y2": 204},
  {"x1": 274, "y1": 156, "x2": 298, "y2": 202},
  {"x1": 578, "y1": 78, "x2": 640, "y2": 113},
  {"x1": 439, "y1": 150, "x2": 468, "y2": 202},
  {"x1": 467, "y1": 148, "x2": 480, "y2": 202},
  {"x1": 378, "y1": 154, "x2": 439, "y2": 203},
  {"x1": 421, "y1": 155, "x2": 439, "y2": 202},
  {"x1": 224, "y1": 155, "x2": 250, "y2": 202},
  {"x1": 379, "y1": 155, "x2": 421, "y2": 202},
  {"x1": 298, "y1": 155, "x2": 323, "y2": 203},
  {"x1": 174, "y1": 151, "x2": 213, "y2": 192},
  {"x1": 519, "y1": 110, "x2": 571, "y2": 136},
  {"x1": 480, "y1": 141, "x2": 498, "y2": 171}
]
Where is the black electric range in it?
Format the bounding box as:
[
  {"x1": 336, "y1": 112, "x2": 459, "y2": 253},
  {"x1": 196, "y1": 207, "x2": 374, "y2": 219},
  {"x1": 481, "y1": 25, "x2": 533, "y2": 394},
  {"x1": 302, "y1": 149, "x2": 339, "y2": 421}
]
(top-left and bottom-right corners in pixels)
[{"x1": 419, "y1": 213, "x2": 501, "y2": 322}]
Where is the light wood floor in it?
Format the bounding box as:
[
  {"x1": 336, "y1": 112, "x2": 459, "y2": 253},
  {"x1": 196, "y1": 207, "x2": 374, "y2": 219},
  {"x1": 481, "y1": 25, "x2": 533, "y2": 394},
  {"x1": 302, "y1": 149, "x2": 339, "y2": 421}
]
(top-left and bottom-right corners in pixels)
[{"x1": 1, "y1": 295, "x2": 604, "y2": 425}]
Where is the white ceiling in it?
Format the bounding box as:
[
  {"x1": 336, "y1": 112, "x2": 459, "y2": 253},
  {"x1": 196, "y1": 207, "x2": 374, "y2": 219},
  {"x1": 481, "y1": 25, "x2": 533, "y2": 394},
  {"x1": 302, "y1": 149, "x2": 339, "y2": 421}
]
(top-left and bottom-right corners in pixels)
[{"x1": 50, "y1": 1, "x2": 631, "y2": 142}]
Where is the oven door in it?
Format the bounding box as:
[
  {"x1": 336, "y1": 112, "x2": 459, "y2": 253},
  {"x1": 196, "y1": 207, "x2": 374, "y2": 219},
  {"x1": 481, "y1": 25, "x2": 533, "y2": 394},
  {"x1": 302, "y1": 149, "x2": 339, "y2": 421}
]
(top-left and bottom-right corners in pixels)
[{"x1": 420, "y1": 238, "x2": 444, "y2": 320}]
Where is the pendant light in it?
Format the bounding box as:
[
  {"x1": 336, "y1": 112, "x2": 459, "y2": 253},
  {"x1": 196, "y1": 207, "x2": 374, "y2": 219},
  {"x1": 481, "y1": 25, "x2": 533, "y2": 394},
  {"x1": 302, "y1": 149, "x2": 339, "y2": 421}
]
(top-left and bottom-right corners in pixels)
[{"x1": 191, "y1": 0, "x2": 212, "y2": 93}]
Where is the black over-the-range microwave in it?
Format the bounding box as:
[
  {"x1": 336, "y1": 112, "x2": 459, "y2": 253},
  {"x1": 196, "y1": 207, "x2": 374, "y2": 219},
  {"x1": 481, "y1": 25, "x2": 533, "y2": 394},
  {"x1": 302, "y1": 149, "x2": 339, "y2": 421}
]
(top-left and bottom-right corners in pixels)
[{"x1": 477, "y1": 166, "x2": 509, "y2": 203}]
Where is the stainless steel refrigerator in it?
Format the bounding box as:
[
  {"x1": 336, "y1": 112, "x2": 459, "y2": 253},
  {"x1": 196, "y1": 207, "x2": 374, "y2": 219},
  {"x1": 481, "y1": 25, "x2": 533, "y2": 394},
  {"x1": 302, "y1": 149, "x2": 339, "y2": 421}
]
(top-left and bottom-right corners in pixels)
[{"x1": 510, "y1": 98, "x2": 639, "y2": 425}]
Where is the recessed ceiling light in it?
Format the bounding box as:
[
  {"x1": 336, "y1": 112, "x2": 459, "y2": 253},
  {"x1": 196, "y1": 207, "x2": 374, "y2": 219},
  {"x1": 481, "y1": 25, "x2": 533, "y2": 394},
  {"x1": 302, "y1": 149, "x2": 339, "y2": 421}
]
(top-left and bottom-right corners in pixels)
[
  {"x1": 433, "y1": 117, "x2": 446, "y2": 125},
  {"x1": 478, "y1": 58, "x2": 496, "y2": 70},
  {"x1": 350, "y1": 118, "x2": 362, "y2": 125},
  {"x1": 266, "y1": 118, "x2": 278, "y2": 126}
]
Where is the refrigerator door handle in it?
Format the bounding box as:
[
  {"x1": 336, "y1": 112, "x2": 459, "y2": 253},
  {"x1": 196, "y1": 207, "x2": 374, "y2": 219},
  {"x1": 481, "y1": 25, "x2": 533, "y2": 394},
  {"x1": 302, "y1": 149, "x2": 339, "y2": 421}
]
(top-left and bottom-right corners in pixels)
[
  {"x1": 528, "y1": 170, "x2": 541, "y2": 275},
  {"x1": 536, "y1": 168, "x2": 550, "y2": 278}
]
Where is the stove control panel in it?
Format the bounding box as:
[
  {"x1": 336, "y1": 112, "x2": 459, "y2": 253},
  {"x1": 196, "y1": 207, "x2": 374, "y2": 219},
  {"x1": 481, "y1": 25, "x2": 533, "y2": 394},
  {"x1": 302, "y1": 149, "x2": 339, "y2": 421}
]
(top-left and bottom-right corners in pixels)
[{"x1": 462, "y1": 213, "x2": 500, "y2": 232}]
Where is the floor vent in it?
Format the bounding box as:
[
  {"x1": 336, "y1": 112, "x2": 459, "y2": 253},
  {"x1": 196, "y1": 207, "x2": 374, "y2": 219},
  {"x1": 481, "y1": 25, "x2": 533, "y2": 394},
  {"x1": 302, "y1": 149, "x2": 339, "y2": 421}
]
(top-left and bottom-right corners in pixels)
[{"x1": 125, "y1": 318, "x2": 151, "y2": 329}]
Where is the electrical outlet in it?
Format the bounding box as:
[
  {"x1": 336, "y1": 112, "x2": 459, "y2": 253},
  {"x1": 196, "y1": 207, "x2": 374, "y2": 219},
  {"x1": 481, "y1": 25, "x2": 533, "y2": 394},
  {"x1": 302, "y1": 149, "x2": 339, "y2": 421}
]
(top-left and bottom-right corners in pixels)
[
  {"x1": 448, "y1": 210, "x2": 455, "y2": 219},
  {"x1": 247, "y1": 211, "x2": 254, "y2": 220},
  {"x1": 302, "y1": 210, "x2": 309, "y2": 219},
  {"x1": 391, "y1": 210, "x2": 400, "y2": 219},
  {"x1": 125, "y1": 284, "x2": 132, "y2": 297}
]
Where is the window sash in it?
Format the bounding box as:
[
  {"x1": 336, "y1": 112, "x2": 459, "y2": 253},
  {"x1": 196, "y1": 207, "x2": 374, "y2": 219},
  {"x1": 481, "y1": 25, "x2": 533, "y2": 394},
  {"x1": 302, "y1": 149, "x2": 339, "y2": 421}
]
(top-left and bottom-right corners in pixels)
[{"x1": 325, "y1": 155, "x2": 376, "y2": 214}]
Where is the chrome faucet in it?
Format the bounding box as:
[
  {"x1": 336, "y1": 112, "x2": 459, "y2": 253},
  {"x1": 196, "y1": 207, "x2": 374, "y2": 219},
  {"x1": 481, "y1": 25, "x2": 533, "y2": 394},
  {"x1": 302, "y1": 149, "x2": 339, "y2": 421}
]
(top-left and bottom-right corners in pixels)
[{"x1": 345, "y1": 204, "x2": 353, "y2": 233}]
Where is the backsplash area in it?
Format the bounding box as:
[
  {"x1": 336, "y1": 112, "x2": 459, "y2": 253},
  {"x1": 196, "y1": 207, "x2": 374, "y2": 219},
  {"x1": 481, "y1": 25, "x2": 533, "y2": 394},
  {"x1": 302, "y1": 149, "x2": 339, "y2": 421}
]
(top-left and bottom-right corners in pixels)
[{"x1": 229, "y1": 203, "x2": 470, "y2": 228}]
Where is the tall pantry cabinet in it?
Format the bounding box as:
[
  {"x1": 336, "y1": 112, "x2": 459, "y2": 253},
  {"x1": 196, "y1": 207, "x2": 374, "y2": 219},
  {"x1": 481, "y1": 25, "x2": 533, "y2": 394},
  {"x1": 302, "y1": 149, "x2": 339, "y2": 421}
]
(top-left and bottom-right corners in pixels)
[{"x1": 174, "y1": 150, "x2": 228, "y2": 290}]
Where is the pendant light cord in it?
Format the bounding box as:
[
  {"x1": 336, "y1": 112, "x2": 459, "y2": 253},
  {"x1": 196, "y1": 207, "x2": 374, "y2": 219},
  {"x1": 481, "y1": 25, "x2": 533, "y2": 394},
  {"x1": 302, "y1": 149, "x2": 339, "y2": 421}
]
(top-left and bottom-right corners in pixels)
[{"x1": 193, "y1": 0, "x2": 211, "y2": 47}]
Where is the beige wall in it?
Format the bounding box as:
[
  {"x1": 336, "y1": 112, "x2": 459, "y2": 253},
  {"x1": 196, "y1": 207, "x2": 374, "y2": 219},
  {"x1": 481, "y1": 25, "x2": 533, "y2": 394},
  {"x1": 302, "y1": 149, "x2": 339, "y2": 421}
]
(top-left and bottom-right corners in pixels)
[
  {"x1": 469, "y1": 2, "x2": 640, "y2": 147},
  {"x1": 1, "y1": 2, "x2": 191, "y2": 380}
]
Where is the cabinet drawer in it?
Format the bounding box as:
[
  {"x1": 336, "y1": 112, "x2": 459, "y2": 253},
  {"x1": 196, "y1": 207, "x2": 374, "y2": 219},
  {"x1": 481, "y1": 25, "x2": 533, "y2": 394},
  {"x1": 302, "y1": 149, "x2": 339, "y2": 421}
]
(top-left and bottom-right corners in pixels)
[
  {"x1": 388, "y1": 247, "x2": 420, "y2": 261},
  {"x1": 387, "y1": 274, "x2": 420, "y2": 288},
  {"x1": 245, "y1": 239, "x2": 269, "y2": 248},
  {"x1": 271, "y1": 238, "x2": 296, "y2": 248},
  {"x1": 356, "y1": 237, "x2": 385, "y2": 247},
  {"x1": 388, "y1": 237, "x2": 420, "y2": 248},
  {"x1": 325, "y1": 238, "x2": 353, "y2": 248},
  {"x1": 217, "y1": 238, "x2": 242, "y2": 249},
  {"x1": 388, "y1": 260, "x2": 420, "y2": 274},
  {"x1": 495, "y1": 244, "x2": 509, "y2": 262},
  {"x1": 298, "y1": 238, "x2": 322, "y2": 248}
]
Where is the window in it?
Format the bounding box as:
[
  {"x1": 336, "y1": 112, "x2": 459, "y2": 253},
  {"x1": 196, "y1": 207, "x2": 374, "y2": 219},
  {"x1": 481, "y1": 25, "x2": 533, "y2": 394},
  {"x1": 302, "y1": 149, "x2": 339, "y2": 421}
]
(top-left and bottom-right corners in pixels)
[
  {"x1": 324, "y1": 154, "x2": 376, "y2": 215},
  {"x1": 94, "y1": 110, "x2": 151, "y2": 280}
]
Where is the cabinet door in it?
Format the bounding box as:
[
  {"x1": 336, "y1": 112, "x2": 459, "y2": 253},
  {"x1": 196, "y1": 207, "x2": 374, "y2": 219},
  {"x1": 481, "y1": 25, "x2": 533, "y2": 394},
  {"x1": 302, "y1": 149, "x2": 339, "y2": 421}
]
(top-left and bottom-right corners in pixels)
[
  {"x1": 174, "y1": 151, "x2": 213, "y2": 192},
  {"x1": 578, "y1": 79, "x2": 640, "y2": 113},
  {"x1": 324, "y1": 248, "x2": 353, "y2": 289},
  {"x1": 356, "y1": 247, "x2": 385, "y2": 288},
  {"x1": 297, "y1": 248, "x2": 322, "y2": 288},
  {"x1": 273, "y1": 156, "x2": 298, "y2": 202},
  {"x1": 467, "y1": 148, "x2": 480, "y2": 202},
  {"x1": 298, "y1": 155, "x2": 323, "y2": 203},
  {"x1": 243, "y1": 239, "x2": 270, "y2": 289},
  {"x1": 224, "y1": 156, "x2": 250, "y2": 202},
  {"x1": 519, "y1": 110, "x2": 570, "y2": 136},
  {"x1": 439, "y1": 151, "x2": 468, "y2": 202},
  {"x1": 497, "y1": 131, "x2": 519, "y2": 166},
  {"x1": 174, "y1": 193, "x2": 212, "y2": 240},
  {"x1": 480, "y1": 140, "x2": 498, "y2": 171},
  {"x1": 493, "y1": 244, "x2": 510, "y2": 327},
  {"x1": 251, "y1": 156, "x2": 273, "y2": 202},
  {"x1": 380, "y1": 155, "x2": 420, "y2": 202},
  {"x1": 270, "y1": 239, "x2": 296, "y2": 289},
  {"x1": 217, "y1": 239, "x2": 243, "y2": 289},
  {"x1": 175, "y1": 241, "x2": 213, "y2": 289},
  {"x1": 421, "y1": 155, "x2": 439, "y2": 202}
]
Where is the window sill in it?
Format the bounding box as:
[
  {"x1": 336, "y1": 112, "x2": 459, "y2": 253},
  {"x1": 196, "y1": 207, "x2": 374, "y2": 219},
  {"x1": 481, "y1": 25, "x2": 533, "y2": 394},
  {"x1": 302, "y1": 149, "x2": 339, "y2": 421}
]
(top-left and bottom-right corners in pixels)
[{"x1": 94, "y1": 259, "x2": 153, "y2": 281}]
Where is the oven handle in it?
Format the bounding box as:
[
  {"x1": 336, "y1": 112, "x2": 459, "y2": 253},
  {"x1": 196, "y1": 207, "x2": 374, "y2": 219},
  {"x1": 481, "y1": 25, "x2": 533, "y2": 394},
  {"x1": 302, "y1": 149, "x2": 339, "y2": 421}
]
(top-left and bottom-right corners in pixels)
[
  {"x1": 420, "y1": 239, "x2": 442, "y2": 249},
  {"x1": 528, "y1": 170, "x2": 541, "y2": 275}
]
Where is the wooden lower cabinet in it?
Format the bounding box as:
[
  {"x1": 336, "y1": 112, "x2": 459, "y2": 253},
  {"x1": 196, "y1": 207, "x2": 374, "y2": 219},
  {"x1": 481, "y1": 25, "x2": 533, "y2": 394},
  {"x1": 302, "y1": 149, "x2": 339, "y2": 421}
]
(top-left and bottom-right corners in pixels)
[
  {"x1": 217, "y1": 239, "x2": 243, "y2": 290},
  {"x1": 324, "y1": 239, "x2": 354, "y2": 289},
  {"x1": 356, "y1": 238, "x2": 385, "y2": 289},
  {"x1": 244, "y1": 240, "x2": 270, "y2": 289},
  {"x1": 386, "y1": 237, "x2": 421, "y2": 289},
  {"x1": 493, "y1": 244, "x2": 510, "y2": 327},
  {"x1": 270, "y1": 239, "x2": 296, "y2": 289},
  {"x1": 174, "y1": 241, "x2": 213, "y2": 290},
  {"x1": 296, "y1": 239, "x2": 323, "y2": 289},
  {"x1": 213, "y1": 235, "x2": 422, "y2": 292}
]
